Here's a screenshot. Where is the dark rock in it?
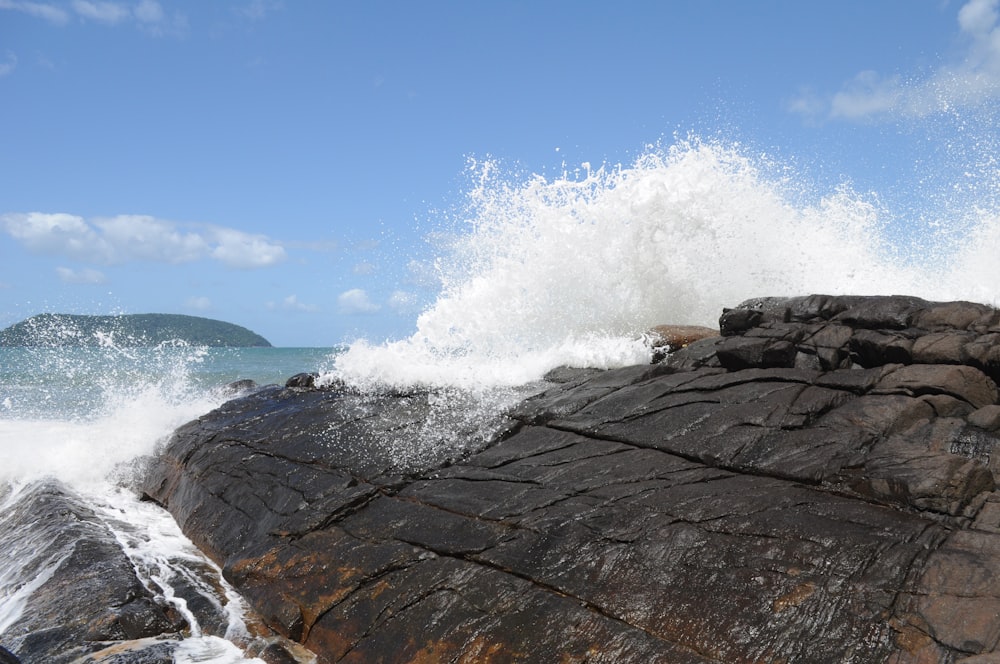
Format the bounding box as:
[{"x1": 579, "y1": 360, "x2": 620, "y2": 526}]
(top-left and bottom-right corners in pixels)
[
  {"x1": 715, "y1": 335, "x2": 797, "y2": 369},
  {"x1": 834, "y1": 294, "x2": 928, "y2": 329},
  {"x1": 142, "y1": 295, "x2": 1000, "y2": 662},
  {"x1": 970, "y1": 405, "x2": 1000, "y2": 431},
  {"x1": 0, "y1": 646, "x2": 20, "y2": 664},
  {"x1": 540, "y1": 365, "x2": 603, "y2": 383},
  {"x1": 0, "y1": 481, "x2": 173, "y2": 663},
  {"x1": 222, "y1": 378, "x2": 258, "y2": 395},
  {"x1": 0, "y1": 478, "x2": 305, "y2": 662},
  {"x1": 75, "y1": 640, "x2": 178, "y2": 663},
  {"x1": 718, "y1": 304, "x2": 763, "y2": 335},
  {"x1": 850, "y1": 328, "x2": 914, "y2": 366},
  {"x1": 285, "y1": 372, "x2": 317, "y2": 388},
  {"x1": 117, "y1": 598, "x2": 175, "y2": 640}
]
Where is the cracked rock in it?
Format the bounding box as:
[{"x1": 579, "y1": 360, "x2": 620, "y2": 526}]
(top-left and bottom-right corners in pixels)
[{"x1": 141, "y1": 295, "x2": 1000, "y2": 663}]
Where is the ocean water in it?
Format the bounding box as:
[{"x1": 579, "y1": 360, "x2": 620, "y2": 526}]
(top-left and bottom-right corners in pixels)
[
  {"x1": 0, "y1": 346, "x2": 334, "y2": 662},
  {"x1": 4, "y1": 134, "x2": 1000, "y2": 661}
]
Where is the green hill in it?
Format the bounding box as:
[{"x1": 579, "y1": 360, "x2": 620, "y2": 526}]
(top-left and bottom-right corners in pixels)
[{"x1": 0, "y1": 313, "x2": 272, "y2": 347}]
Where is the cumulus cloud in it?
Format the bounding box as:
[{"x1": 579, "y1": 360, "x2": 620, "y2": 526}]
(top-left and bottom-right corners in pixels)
[
  {"x1": 2, "y1": 212, "x2": 106, "y2": 260},
  {"x1": 337, "y1": 288, "x2": 380, "y2": 314},
  {"x1": 267, "y1": 294, "x2": 319, "y2": 313},
  {"x1": 0, "y1": 212, "x2": 286, "y2": 269},
  {"x1": 209, "y1": 227, "x2": 286, "y2": 268},
  {"x1": 96, "y1": 215, "x2": 210, "y2": 263},
  {"x1": 185, "y1": 296, "x2": 212, "y2": 311},
  {"x1": 0, "y1": 0, "x2": 70, "y2": 25},
  {"x1": 56, "y1": 266, "x2": 106, "y2": 284},
  {"x1": 790, "y1": 0, "x2": 1000, "y2": 121}
]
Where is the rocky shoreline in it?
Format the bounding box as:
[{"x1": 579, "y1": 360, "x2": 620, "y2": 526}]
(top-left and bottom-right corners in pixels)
[{"x1": 7, "y1": 294, "x2": 1000, "y2": 662}]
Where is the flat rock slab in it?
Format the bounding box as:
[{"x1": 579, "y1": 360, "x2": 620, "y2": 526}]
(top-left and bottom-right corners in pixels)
[{"x1": 143, "y1": 295, "x2": 1000, "y2": 663}]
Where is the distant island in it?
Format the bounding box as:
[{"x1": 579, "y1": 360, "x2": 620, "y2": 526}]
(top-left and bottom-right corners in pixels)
[{"x1": 0, "y1": 313, "x2": 272, "y2": 347}]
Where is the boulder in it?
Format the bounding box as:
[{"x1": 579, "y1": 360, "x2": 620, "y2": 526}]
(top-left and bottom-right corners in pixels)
[
  {"x1": 222, "y1": 378, "x2": 258, "y2": 395},
  {"x1": 142, "y1": 295, "x2": 1000, "y2": 662},
  {"x1": 645, "y1": 324, "x2": 719, "y2": 361},
  {"x1": 284, "y1": 372, "x2": 317, "y2": 388}
]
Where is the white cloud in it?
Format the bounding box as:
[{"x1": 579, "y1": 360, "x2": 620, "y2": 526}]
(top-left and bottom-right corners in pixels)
[
  {"x1": 235, "y1": 0, "x2": 283, "y2": 21},
  {"x1": 1, "y1": 211, "x2": 287, "y2": 269},
  {"x1": 0, "y1": 0, "x2": 70, "y2": 25},
  {"x1": 960, "y1": 0, "x2": 999, "y2": 34},
  {"x1": 134, "y1": 1, "x2": 187, "y2": 37},
  {"x1": 72, "y1": 0, "x2": 128, "y2": 24},
  {"x1": 267, "y1": 294, "x2": 318, "y2": 312},
  {"x1": 133, "y1": 0, "x2": 163, "y2": 23},
  {"x1": 0, "y1": 51, "x2": 17, "y2": 77},
  {"x1": 95, "y1": 215, "x2": 209, "y2": 263},
  {"x1": 209, "y1": 227, "x2": 287, "y2": 268},
  {"x1": 1, "y1": 212, "x2": 109, "y2": 260},
  {"x1": 790, "y1": 0, "x2": 1000, "y2": 121},
  {"x1": 337, "y1": 288, "x2": 380, "y2": 314},
  {"x1": 56, "y1": 266, "x2": 106, "y2": 284},
  {"x1": 828, "y1": 71, "x2": 905, "y2": 120},
  {"x1": 0, "y1": 0, "x2": 180, "y2": 32},
  {"x1": 185, "y1": 295, "x2": 212, "y2": 311},
  {"x1": 57, "y1": 0, "x2": 186, "y2": 36}
]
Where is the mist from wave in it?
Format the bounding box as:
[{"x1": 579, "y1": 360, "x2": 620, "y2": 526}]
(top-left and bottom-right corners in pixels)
[
  {"x1": 330, "y1": 134, "x2": 1000, "y2": 391},
  {"x1": 0, "y1": 339, "x2": 332, "y2": 663}
]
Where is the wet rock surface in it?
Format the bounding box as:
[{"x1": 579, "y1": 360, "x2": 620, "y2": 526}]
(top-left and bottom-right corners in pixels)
[
  {"x1": 0, "y1": 479, "x2": 304, "y2": 663},
  {"x1": 143, "y1": 295, "x2": 1000, "y2": 662},
  {"x1": 0, "y1": 481, "x2": 181, "y2": 663}
]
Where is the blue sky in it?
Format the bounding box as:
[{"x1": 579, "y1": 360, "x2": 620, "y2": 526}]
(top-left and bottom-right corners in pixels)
[{"x1": 2, "y1": 0, "x2": 999, "y2": 346}]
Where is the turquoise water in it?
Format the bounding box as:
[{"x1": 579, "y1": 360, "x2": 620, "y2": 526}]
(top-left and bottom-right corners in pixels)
[{"x1": 0, "y1": 346, "x2": 338, "y2": 421}]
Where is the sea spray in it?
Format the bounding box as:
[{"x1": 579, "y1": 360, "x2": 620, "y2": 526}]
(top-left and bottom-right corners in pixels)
[
  {"x1": 330, "y1": 136, "x2": 948, "y2": 390},
  {"x1": 0, "y1": 344, "x2": 221, "y2": 487},
  {"x1": 0, "y1": 329, "x2": 326, "y2": 661}
]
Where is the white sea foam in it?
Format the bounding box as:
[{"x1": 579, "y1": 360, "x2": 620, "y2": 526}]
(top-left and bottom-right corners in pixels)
[
  {"x1": 0, "y1": 343, "x2": 271, "y2": 662},
  {"x1": 0, "y1": 348, "x2": 222, "y2": 488},
  {"x1": 330, "y1": 135, "x2": 1000, "y2": 390},
  {"x1": 95, "y1": 488, "x2": 272, "y2": 663}
]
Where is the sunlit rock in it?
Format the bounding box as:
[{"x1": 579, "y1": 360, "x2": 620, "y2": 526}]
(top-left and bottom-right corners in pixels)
[{"x1": 139, "y1": 295, "x2": 1000, "y2": 662}]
